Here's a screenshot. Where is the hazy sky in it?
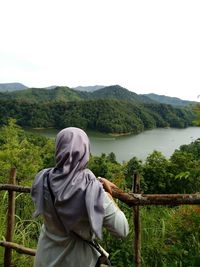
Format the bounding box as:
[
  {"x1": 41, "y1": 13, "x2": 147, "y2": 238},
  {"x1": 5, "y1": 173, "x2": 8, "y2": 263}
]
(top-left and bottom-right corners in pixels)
[{"x1": 1, "y1": 0, "x2": 200, "y2": 101}]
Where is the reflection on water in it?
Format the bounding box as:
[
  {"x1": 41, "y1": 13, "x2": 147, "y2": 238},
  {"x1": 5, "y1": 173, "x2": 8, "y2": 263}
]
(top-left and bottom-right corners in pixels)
[{"x1": 27, "y1": 127, "x2": 200, "y2": 163}]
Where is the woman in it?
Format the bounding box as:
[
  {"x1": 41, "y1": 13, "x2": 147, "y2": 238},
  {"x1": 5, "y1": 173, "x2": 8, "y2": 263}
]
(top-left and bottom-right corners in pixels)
[{"x1": 31, "y1": 127, "x2": 129, "y2": 267}]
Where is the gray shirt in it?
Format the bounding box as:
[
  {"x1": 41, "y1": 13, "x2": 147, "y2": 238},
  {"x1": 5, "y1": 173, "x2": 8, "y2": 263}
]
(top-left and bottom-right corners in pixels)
[{"x1": 34, "y1": 181, "x2": 129, "y2": 267}]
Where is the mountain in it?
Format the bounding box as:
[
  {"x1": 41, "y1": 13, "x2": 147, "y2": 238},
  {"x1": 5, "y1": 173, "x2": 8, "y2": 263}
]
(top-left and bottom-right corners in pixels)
[
  {"x1": 0, "y1": 82, "x2": 28, "y2": 92},
  {"x1": 0, "y1": 85, "x2": 156, "y2": 104},
  {"x1": 5, "y1": 86, "x2": 83, "y2": 102},
  {"x1": 88, "y1": 85, "x2": 156, "y2": 103},
  {"x1": 0, "y1": 84, "x2": 196, "y2": 134},
  {"x1": 1, "y1": 85, "x2": 198, "y2": 108},
  {"x1": 73, "y1": 85, "x2": 105, "y2": 92},
  {"x1": 44, "y1": 85, "x2": 58, "y2": 90},
  {"x1": 144, "y1": 93, "x2": 197, "y2": 107},
  {"x1": 0, "y1": 98, "x2": 195, "y2": 133}
]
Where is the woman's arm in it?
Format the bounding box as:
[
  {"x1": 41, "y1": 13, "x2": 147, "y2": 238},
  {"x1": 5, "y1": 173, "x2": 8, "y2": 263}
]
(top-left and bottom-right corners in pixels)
[
  {"x1": 97, "y1": 177, "x2": 117, "y2": 195},
  {"x1": 97, "y1": 176, "x2": 129, "y2": 238},
  {"x1": 102, "y1": 191, "x2": 129, "y2": 238}
]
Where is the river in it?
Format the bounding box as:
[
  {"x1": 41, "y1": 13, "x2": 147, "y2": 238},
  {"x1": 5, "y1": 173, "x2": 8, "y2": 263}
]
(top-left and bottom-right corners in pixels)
[{"x1": 28, "y1": 127, "x2": 200, "y2": 163}]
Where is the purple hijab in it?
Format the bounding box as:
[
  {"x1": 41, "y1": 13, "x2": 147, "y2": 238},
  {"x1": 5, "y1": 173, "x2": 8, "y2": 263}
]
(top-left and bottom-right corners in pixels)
[{"x1": 31, "y1": 127, "x2": 105, "y2": 239}]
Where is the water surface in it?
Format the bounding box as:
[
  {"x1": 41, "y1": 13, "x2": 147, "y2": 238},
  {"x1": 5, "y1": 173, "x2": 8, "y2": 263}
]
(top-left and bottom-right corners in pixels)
[{"x1": 29, "y1": 127, "x2": 200, "y2": 163}]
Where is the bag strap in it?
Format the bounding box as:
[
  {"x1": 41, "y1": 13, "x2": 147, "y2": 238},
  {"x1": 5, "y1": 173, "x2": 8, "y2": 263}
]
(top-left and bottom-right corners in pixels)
[{"x1": 72, "y1": 232, "x2": 112, "y2": 267}]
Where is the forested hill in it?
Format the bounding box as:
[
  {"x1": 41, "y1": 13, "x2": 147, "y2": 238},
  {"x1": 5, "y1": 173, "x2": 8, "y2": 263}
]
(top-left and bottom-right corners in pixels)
[
  {"x1": 144, "y1": 93, "x2": 197, "y2": 107},
  {"x1": 0, "y1": 97, "x2": 196, "y2": 134},
  {"x1": 0, "y1": 84, "x2": 197, "y2": 134},
  {"x1": 0, "y1": 83, "x2": 197, "y2": 107},
  {"x1": 83, "y1": 85, "x2": 156, "y2": 103},
  {"x1": 0, "y1": 85, "x2": 155, "y2": 103},
  {"x1": 0, "y1": 86, "x2": 83, "y2": 102}
]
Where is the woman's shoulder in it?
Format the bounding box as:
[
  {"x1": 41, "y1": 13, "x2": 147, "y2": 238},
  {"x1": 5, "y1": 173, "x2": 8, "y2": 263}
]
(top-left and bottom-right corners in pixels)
[
  {"x1": 36, "y1": 168, "x2": 51, "y2": 177},
  {"x1": 82, "y1": 168, "x2": 96, "y2": 178}
]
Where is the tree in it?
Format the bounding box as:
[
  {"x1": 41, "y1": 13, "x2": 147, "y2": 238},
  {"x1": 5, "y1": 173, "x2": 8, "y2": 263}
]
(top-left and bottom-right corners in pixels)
[
  {"x1": 143, "y1": 151, "x2": 171, "y2": 193},
  {"x1": 123, "y1": 157, "x2": 144, "y2": 189},
  {"x1": 0, "y1": 119, "x2": 43, "y2": 184}
]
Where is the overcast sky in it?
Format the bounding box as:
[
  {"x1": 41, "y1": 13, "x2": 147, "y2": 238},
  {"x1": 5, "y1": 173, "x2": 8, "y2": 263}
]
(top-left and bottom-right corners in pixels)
[{"x1": 1, "y1": 0, "x2": 200, "y2": 101}]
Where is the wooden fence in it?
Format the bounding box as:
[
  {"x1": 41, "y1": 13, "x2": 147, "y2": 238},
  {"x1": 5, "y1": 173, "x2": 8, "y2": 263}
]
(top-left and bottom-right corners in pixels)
[{"x1": 1, "y1": 168, "x2": 200, "y2": 267}]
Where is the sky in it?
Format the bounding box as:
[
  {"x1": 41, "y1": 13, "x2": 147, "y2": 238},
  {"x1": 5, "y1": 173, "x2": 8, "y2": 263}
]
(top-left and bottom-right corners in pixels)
[{"x1": 0, "y1": 0, "x2": 200, "y2": 101}]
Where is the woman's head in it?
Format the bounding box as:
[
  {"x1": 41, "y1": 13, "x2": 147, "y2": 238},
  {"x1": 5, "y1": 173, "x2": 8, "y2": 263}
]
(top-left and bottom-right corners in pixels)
[
  {"x1": 55, "y1": 127, "x2": 90, "y2": 172},
  {"x1": 32, "y1": 127, "x2": 104, "y2": 238}
]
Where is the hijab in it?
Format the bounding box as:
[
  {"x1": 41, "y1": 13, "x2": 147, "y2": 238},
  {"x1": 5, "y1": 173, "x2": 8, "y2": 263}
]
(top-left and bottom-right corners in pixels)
[{"x1": 31, "y1": 127, "x2": 105, "y2": 239}]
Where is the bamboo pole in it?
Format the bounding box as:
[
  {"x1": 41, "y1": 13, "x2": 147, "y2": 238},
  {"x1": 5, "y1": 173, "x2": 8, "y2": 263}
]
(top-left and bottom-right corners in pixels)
[
  {"x1": 4, "y1": 167, "x2": 17, "y2": 267},
  {"x1": 0, "y1": 241, "x2": 36, "y2": 256},
  {"x1": 0, "y1": 184, "x2": 31, "y2": 193},
  {"x1": 111, "y1": 188, "x2": 200, "y2": 206},
  {"x1": 1, "y1": 183, "x2": 200, "y2": 206},
  {"x1": 133, "y1": 173, "x2": 141, "y2": 267}
]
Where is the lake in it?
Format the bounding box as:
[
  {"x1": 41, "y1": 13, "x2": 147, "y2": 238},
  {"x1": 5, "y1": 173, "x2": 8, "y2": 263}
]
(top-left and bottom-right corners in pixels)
[{"x1": 28, "y1": 127, "x2": 200, "y2": 163}]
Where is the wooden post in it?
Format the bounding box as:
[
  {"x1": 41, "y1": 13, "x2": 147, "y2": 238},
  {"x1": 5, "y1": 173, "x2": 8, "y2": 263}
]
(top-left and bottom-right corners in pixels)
[
  {"x1": 4, "y1": 167, "x2": 17, "y2": 267},
  {"x1": 133, "y1": 173, "x2": 141, "y2": 267}
]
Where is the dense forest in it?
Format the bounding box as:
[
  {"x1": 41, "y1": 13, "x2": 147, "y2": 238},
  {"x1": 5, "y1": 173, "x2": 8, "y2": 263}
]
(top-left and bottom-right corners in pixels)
[
  {"x1": 0, "y1": 86, "x2": 199, "y2": 266},
  {"x1": 0, "y1": 85, "x2": 154, "y2": 103},
  {"x1": 0, "y1": 120, "x2": 200, "y2": 266},
  {"x1": 0, "y1": 85, "x2": 196, "y2": 134}
]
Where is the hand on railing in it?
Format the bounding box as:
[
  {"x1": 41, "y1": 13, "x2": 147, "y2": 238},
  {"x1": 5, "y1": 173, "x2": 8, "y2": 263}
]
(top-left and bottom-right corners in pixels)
[{"x1": 97, "y1": 177, "x2": 117, "y2": 195}]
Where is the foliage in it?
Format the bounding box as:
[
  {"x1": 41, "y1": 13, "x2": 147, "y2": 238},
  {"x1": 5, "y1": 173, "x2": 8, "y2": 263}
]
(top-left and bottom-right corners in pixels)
[
  {"x1": 0, "y1": 119, "x2": 54, "y2": 185},
  {"x1": 142, "y1": 151, "x2": 172, "y2": 193},
  {"x1": 123, "y1": 156, "x2": 144, "y2": 189},
  {"x1": 0, "y1": 85, "x2": 196, "y2": 135},
  {"x1": 88, "y1": 153, "x2": 124, "y2": 187},
  {"x1": 0, "y1": 121, "x2": 200, "y2": 266}
]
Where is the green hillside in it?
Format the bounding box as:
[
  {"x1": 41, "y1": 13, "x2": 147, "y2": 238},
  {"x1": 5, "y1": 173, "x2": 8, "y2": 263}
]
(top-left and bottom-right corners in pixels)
[
  {"x1": 0, "y1": 98, "x2": 196, "y2": 134},
  {"x1": 5, "y1": 86, "x2": 83, "y2": 102},
  {"x1": 0, "y1": 85, "x2": 155, "y2": 104},
  {"x1": 144, "y1": 93, "x2": 197, "y2": 107},
  {"x1": 89, "y1": 85, "x2": 156, "y2": 103},
  {"x1": 0, "y1": 85, "x2": 197, "y2": 134}
]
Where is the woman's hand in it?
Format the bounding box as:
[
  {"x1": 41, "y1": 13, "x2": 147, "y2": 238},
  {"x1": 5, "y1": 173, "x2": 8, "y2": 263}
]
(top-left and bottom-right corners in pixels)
[{"x1": 98, "y1": 177, "x2": 117, "y2": 195}]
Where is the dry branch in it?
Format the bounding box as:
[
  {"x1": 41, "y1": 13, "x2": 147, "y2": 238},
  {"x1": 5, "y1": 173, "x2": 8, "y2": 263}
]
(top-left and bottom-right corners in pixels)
[
  {"x1": 1, "y1": 183, "x2": 200, "y2": 206},
  {"x1": 0, "y1": 241, "x2": 36, "y2": 256},
  {"x1": 0, "y1": 184, "x2": 31, "y2": 193},
  {"x1": 112, "y1": 187, "x2": 200, "y2": 206}
]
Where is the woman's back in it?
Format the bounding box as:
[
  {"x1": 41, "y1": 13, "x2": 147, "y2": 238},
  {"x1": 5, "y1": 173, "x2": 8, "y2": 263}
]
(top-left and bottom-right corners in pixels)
[{"x1": 31, "y1": 127, "x2": 129, "y2": 267}]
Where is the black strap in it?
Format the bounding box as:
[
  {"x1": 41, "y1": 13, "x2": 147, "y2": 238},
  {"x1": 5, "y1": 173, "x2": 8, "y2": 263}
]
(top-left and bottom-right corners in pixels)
[
  {"x1": 72, "y1": 231, "x2": 102, "y2": 254},
  {"x1": 72, "y1": 232, "x2": 112, "y2": 267}
]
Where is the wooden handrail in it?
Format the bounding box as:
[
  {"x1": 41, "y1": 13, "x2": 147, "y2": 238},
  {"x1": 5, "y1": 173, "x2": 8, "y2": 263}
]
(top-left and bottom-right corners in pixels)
[
  {"x1": 1, "y1": 183, "x2": 200, "y2": 206},
  {"x1": 0, "y1": 184, "x2": 31, "y2": 193},
  {"x1": 0, "y1": 241, "x2": 36, "y2": 256},
  {"x1": 1, "y1": 175, "x2": 200, "y2": 267}
]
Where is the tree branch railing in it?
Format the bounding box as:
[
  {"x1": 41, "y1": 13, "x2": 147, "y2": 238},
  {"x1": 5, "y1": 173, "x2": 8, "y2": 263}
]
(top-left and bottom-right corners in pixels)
[
  {"x1": 1, "y1": 170, "x2": 200, "y2": 267},
  {"x1": 1, "y1": 184, "x2": 200, "y2": 206}
]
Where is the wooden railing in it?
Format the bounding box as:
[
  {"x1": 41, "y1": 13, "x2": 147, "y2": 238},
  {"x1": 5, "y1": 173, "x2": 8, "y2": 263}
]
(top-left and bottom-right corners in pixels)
[{"x1": 1, "y1": 168, "x2": 200, "y2": 267}]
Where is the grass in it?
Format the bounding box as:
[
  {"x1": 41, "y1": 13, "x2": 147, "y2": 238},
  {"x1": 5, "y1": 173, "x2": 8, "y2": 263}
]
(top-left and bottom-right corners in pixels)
[
  {"x1": 0, "y1": 192, "x2": 40, "y2": 267},
  {"x1": 0, "y1": 191, "x2": 200, "y2": 266}
]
